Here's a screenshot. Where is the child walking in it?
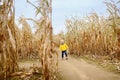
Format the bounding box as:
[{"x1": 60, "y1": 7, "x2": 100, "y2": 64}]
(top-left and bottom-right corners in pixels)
[{"x1": 59, "y1": 40, "x2": 68, "y2": 60}]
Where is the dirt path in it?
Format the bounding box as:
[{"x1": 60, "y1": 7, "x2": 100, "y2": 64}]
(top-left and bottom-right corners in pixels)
[
  {"x1": 18, "y1": 60, "x2": 41, "y2": 70},
  {"x1": 58, "y1": 56, "x2": 120, "y2": 80}
]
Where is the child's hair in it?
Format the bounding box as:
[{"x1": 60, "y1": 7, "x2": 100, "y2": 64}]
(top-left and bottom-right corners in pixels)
[{"x1": 60, "y1": 40, "x2": 64, "y2": 44}]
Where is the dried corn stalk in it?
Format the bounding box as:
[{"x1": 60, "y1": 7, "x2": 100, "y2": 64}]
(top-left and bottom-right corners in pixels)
[
  {"x1": 65, "y1": 0, "x2": 120, "y2": 60},
  {"x1": 27, "y1": 0, "x2": 58, "y2": 80},
  {"x1": 0, "y1": 0, "x2": 18, "y2": 79},
  {"x1": 65, "y1": 13, "x2": 118, "y2": 57},
  {"x1": 18, "y1": 16, "x2": 33, "y2": 59}
]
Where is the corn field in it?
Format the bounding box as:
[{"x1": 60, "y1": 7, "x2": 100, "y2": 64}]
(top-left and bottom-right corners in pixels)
[
  {"x1": 0, "y1": 0, "x2": 120, "y2": 80},
  {"x1": 65, "y1": 0, "x2": 120, "y2": 59},
  {"x1": 0, "y1": 0, "x2": 58, "y2": 80},
  {"x1": 0, "y1": 0, "x2": 18, "y2": 79}
]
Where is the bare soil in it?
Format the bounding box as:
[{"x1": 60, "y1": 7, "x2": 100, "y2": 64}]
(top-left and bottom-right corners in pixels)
[{"x1": 58, "y1": 55, "x2": 120, "y2": 80}]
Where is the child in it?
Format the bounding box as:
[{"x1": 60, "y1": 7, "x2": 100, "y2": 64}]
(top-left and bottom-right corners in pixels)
[{"x1": 59, "y1": 40, "x2": 68, "y2": 60}]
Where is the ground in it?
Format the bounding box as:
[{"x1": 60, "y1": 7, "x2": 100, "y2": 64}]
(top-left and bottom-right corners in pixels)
[
  {"x1": 18, "y1": 56, "x2": 120, "y2": 80},
  {"x1": 58, "y1": 55, "x2": 120, "y2": 80},
  {"x1": 18, "y1": 60, "x2": 41, "y2": 70}
]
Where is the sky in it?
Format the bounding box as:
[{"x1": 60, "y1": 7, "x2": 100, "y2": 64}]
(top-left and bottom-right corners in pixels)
[{"x1": 15, "y1": 0, "x2": 107, "y2": 34}]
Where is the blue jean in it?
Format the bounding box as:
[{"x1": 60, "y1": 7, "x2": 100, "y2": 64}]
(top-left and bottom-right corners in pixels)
[{"x1": 62, "y1": 50, "x2": 67, "y2": 58}]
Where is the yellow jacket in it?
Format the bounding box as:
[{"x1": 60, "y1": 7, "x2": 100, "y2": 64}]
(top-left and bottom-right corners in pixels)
[{"x1": 59, "y1": 43, "x2": 68, "y2": 51}]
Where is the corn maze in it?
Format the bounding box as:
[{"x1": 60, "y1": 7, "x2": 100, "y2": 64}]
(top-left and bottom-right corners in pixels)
[
  {"x1": 65, "y1": 1, "x2": 120, "y2": 59},
  {"x1": 0, "y1": 0, "x2": 120, "y2": 80},
  {"x1": 0, "y1": 0, "x2": 58, "y2": 80}
]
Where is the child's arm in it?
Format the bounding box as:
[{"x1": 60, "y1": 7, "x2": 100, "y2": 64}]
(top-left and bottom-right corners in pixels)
[{"x1": 65, "y1": 44, "x2": 68, "y2": 49}]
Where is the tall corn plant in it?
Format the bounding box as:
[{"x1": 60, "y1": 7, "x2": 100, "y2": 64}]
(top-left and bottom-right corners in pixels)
[
  {"x1": 65, "y1": 13, "x2": 117, "y2": 57},
  {"x1": 104, "y1": 0, "x2": 120, "y2": 36},
  {"x1": 65, "y1": 0, "x2": 120, "y2": 59},
  {"x1": 104, "y1": 0, "x2": 120, "y2": 59},
  {"x1": 0, "y1": 0, "x2": 18, "y2": 79},
  {"x1": 27, "y1": 0, "x2": 58, "y2": 80},
  {"x1": 18, "y1": 16, "x2": 33, "y2": 59}
]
